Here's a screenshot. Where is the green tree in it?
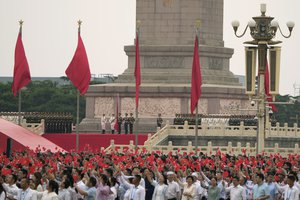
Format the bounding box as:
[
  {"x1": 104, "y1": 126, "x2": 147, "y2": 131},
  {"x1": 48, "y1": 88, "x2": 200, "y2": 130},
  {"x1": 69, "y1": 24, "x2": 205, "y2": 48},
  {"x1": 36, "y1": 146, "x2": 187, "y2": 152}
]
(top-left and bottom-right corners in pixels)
[
  {"x1": 273, "y1": 95, "x2": 300, "y2": 126},
  {"x1": 0, "y1": 82, "x2": 18, "y2": 111},
  {"x1": 0, "y1": 81, "x2": 86, "y2": 123}
]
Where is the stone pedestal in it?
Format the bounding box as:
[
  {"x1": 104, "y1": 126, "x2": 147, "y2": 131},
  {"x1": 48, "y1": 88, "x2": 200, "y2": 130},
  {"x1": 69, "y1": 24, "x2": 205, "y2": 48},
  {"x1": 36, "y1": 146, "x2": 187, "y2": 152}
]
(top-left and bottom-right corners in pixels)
[
  {"x1": 80, "y1": 83, "x2": 250, "y2": 133},
  {"x1": 80, "y1": 0, "x2": 250, "y2": 133},
  {"x1": 117, "y1": 45, "x2": 239, "y2": 85}
]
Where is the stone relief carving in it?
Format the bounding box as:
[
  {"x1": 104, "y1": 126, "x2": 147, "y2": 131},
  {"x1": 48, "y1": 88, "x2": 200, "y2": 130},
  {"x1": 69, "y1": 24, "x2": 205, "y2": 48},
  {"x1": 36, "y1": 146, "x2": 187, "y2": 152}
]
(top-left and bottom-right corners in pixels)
[
  {"x1": 121, "y1": 97, "x2": 181, "y2": 117},
  {"x1": 220, "y1": 99, "x2": 256, "y2": 115},
  {"x1": 208, "y1": 57, "x2": 223, "y2": 70},
  {"x1": 121, "y1": 98, "x2": 135, "y2": 115},
  {"x1": 220, "y1": 99, "x2": 241, "y2": 114},
  {"x1": 145, "y1": 56, "x2": 183, "y2": 68},
  {"x1": 163, "y1": 0, "x2": 174, "y2": 7},
  {"x1": 94, "y1": 97, "x2": 114, "y2": 118},
  {"x1": 140, "y1": 98, "x2": 181, "y2": 117},
  {"x1": 188, "y1": 99, "x2": 208, "y2": 114}
]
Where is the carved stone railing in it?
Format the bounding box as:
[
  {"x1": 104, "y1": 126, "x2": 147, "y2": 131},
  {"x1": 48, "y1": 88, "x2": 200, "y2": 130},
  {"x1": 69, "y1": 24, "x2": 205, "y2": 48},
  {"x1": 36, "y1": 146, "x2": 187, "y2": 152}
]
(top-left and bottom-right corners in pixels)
[
  {"x1": 144, "y1": 121, "x2": 300, "y2": 148},
  {"x1": 144, "y1": 121, "x2": 257, "y2": 148},
  {"x1": 0, "y1": 114, "x2": 45, "y2": 135},
  {"x1": 0, "y1": 114, "x2": 23, "y2": 124},
  {"x1": 104, "y1": 120, "x2": 300, "y2": 157},
  {"x1": 144, "y1": 121, "x2": 171, "y2": 146},
  {"x1": 105, "y1": 140, "x2": 300, "y2": 157},
  {"x1": 21, "y1": 119, "x2": 45, "y2": 135},
  {"x1": 266, "y1": 122, "x2": 300, "y2": 138},
  {"x1": 0, "y1": 112, "x2": 74, "y2": 135}
]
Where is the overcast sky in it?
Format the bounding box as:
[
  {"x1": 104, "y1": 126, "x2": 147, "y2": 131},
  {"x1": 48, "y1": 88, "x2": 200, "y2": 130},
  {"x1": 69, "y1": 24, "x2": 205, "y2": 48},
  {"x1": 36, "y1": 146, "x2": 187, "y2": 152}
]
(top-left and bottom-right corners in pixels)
[{"x1": 0, "y1": 0, "x2": 299, "y2": 95}]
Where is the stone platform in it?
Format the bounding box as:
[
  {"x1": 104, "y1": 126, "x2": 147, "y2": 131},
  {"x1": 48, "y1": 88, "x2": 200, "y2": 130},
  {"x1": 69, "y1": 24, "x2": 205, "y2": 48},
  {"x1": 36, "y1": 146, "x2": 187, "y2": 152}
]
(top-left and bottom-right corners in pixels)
[
  {"x1": 79, "y1": 0, "x2": 251, "y2": 132},
  {"x1": 80, "y1": 83, "x2": 250, "y2": 133}
]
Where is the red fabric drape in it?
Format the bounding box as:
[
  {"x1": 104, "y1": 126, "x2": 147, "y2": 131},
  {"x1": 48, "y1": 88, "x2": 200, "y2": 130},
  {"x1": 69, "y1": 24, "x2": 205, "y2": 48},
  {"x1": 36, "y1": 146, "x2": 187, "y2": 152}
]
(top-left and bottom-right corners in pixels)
[
  {"x1": 65, "y1": 33, "x2": 91, "y2": 95},
  {"x1": 190, "y1": 36, "x2": 202, "y2": 113},
  {"x1": 12, "y1": 33, "x2": 31, "y2": 96}
]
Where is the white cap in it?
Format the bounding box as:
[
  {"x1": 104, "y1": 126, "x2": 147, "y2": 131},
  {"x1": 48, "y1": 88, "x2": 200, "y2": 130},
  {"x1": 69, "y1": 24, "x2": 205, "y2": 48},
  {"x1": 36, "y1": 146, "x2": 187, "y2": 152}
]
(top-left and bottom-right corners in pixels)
[
  {"x1": 191, "y1": 172, "x2": 198, "y2": 178},
  {"x1": 167, "y1": 171, "x2": 174, "y2": 176}
]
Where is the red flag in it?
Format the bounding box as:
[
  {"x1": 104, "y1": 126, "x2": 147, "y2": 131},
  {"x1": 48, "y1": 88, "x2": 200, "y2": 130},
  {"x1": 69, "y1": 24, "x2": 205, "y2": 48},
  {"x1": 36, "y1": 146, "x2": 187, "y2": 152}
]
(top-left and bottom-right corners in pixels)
[
  {"x1": 12, "y1": 33, "x2": 31, "y2": 96},
  {"x1": 190, "y1": 35, "x2": 202, "y2": 113},
  {"x1": 65, "y1": 33, "x2": 91, "y2": 95},
  {"x1": 265, "y1": 61, "x2": 277, "y2": 112},
  {"x1": 134, "y1": 32, "x2": 141, "y2": 108}
]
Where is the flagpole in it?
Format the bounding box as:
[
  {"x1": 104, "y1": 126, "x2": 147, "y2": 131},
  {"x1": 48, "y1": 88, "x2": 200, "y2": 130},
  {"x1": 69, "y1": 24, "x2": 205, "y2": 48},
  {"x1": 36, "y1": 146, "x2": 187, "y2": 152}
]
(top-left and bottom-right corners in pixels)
[
  {"x1": 135, "y1": 108, "x2": 139, "y2": 149},
  {"x1": 11, "y1": 20, "x2": 25, "y2": 158},
  {"x1": 195, "y1": 105, "x2": 199, "y2": 153},
  {"x1": 135, "y1": 20, "x2": 141, "y2": 149},
  {"x1": 194, "y1": 20, "x2": 201, "y2": 154},
  {"x1": 75, "y1": 20, "x2": 82, "y2": 153},
  {"x1": 18, "y1": 90, "x2": 22, "y2": 125},
  {"x1": 66, "y1": 19, "x2": 90, "y2": 152},
  {"x1": 18, "y1": 20, "x2": 23, "y2": 126},
  {"x1": 116, "y1": 93, "x2": 120, "y2": 133},
  {"x1": 76, "y1": 90, "x2": 80, "y2": 152}
]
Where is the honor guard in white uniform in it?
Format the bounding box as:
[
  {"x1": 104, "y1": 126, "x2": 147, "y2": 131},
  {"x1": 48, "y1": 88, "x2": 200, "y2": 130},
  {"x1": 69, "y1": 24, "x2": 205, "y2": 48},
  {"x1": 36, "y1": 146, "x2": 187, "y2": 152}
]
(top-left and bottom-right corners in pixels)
[
  {"x1": 109, "y1": 114, "x2": 116, "y2": 134},
  {"x1": 101, "y1": 114, "x2": 107, "y2": 134}
]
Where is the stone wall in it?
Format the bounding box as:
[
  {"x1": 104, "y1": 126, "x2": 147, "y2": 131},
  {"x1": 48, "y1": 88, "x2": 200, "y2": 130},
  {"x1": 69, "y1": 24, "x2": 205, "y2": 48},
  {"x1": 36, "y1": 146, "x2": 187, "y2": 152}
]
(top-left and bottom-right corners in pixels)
[{"x1": 137, "y1": 0, "x2": 224, "y2": 46}]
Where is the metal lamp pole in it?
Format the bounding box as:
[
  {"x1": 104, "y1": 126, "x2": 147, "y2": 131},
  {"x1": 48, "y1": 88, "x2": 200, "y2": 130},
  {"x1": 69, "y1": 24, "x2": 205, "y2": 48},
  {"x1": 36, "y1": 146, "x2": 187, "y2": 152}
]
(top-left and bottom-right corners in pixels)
[{"x1": 231, "y1": 4, "x2": 294, "y2": 154}]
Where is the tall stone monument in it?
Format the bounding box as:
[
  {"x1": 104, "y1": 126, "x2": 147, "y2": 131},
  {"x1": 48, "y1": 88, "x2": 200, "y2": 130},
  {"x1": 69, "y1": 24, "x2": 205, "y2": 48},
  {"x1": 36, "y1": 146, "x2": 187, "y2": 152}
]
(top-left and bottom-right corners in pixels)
[{"x1": 81, "y1": 0, "x2": 250, "y2": 132}]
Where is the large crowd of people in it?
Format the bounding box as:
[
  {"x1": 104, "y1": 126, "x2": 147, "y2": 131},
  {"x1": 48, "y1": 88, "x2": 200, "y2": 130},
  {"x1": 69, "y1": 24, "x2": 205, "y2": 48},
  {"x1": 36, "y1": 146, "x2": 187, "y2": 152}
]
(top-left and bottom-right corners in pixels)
[{"x1": 0, "y1": 147, "x2": 300, "y2": 200}]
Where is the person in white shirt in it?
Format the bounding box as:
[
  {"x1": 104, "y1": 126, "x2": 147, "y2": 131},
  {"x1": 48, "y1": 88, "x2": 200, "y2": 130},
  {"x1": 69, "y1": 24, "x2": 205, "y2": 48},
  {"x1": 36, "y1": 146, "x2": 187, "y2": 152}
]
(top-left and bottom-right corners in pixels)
[
  {"x1": 177, "y1": 175, "x2": 195, "y2": 200},
  {"x1": 239, "y1": 176, "x2": 252, "y2": 200},
  {"x1": 120, "y1": 174, "x2": 145, "y2": 200},
  {"x1": 266, "y1": 172, "x2": 279, "y2": 200},
  {"x1": 166, "y1": 171, "x2": 180, "y2": 200},
  {"x1": 2, "y1": 178, "x2": 37, "y2": 200},
  {"x1": 0, "y1": 184, "x2": 6, "y2": 200},
  {"x1": 32, "y1": 172, "x2": 43, "y2": 192},
  {"x1": 129, "y1": 167, "x2": 145, "y2": 188},
  {"x1": 36, "y1": 180, "x2": 59, "y2": 200},
  {"x1": 284, "y1": 175, "x2": 299, "y2": 200},
  {"x1": 152, "y1": 174, "x2": 168, "y2": 200},
  {"x1": 198, "y1": 173, "x2": 208, "y2": 200},
  {"x1": 216, "y1": 172, "x2": 227, "y2": 200},
  {"x1": 191, "y1": 172, "x2": 202, "y2": 200},
  {"x1": 4, "y1": 174, "x2": 18, "y2": 200},
  {"x1": 108, "y1": 177, "x2": 118, "y2": 200},
  {"x1": 225, "y1": 176, "x2": 246, "y2": 200},
  {"x1": 109, "y1": 114, "x2": 116, "y2": 134},
  {"x1": 58, "y1": 179, "x2": 72, "y2": 200},
  {"x1": 74, "y1": 177, "x2": 97, "y2": 200}
]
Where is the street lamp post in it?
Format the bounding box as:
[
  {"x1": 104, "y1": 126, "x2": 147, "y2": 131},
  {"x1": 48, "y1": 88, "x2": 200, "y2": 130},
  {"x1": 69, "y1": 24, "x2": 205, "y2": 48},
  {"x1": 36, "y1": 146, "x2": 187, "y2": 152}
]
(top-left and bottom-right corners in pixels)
[{"x1": 231, "y1": 4, "x2": 294, "y2": 154}]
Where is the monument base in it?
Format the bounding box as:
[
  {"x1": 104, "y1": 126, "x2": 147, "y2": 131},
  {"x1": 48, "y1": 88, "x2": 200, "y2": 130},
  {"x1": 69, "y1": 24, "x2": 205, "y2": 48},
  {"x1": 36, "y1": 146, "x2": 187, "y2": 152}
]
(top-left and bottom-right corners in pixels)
[{"x1": 80, "y1": 83, "x2": 251, "y2": 133}]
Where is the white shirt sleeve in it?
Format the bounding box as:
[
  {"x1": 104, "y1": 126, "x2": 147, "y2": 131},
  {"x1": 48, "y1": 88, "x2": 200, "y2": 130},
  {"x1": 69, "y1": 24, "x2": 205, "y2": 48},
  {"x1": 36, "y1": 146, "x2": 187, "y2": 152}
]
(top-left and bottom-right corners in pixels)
[{"x1": 0, "y1": 192, "x2": 6, "y2": 200}]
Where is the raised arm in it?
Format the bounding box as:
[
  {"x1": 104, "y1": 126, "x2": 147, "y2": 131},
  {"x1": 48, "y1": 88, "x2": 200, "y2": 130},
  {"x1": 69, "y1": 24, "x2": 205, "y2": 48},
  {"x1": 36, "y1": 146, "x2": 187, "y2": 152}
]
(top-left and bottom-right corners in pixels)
[
  {"x1": 74, "y1": 184, "x2": 88, "y2": 196},
  {"x1": 2, "y1": 184, "x2": 19, "y2": 196},
  {"x1": 200, "y1": 171, "x2": 211, "y2": 184},
  {"x1": 119, "y1": 172, "x2": 132, "y2": 189}
]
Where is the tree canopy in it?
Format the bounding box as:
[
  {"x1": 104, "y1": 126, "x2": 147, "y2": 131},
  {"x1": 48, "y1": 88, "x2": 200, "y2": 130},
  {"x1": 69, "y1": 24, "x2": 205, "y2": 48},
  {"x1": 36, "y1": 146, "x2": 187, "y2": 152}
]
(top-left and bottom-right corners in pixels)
[{"x1": 0, "y1": 79, "x2": 88, "y2": 122}]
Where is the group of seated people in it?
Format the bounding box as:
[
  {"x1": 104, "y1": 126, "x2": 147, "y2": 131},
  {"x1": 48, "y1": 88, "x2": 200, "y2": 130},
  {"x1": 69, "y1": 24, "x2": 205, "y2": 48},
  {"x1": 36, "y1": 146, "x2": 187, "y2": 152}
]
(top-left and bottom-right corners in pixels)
[{"x1": 0, "y1": 148, "x2": 299, "y2": 200}]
